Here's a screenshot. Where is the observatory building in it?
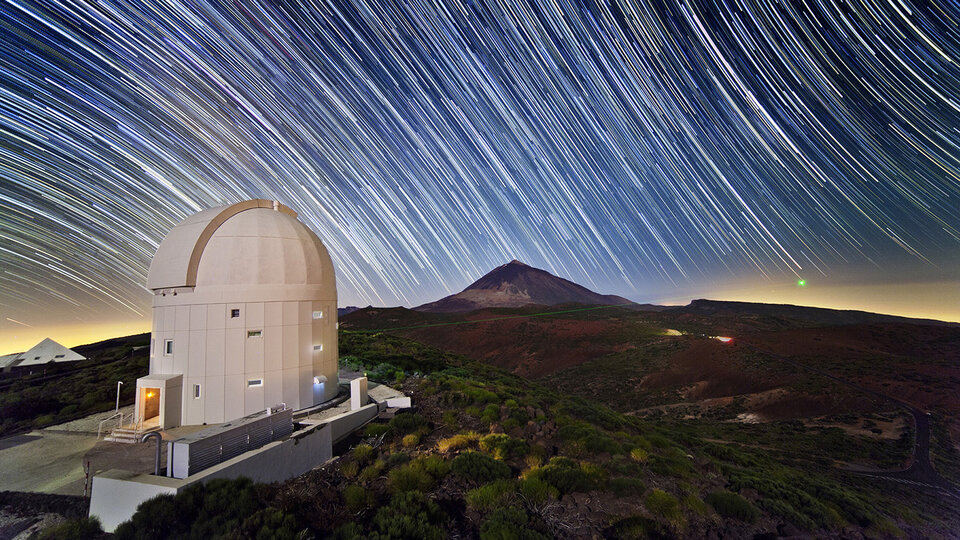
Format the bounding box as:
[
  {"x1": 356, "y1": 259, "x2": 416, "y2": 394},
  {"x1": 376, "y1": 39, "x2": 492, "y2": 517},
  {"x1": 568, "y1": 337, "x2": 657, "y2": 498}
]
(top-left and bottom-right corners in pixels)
[{"x1": 134, "y1": 199, "x2": 338, "y2": 429}]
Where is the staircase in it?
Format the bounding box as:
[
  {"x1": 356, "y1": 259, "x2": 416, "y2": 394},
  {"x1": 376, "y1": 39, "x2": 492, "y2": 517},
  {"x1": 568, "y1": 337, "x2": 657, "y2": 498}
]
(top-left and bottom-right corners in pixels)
[
  {"x1": 99, "y1": 412, "x2": 160, "y2": 444},
  {"x1": 104, "y1": 425, "x2": 159, "y2": 443}
]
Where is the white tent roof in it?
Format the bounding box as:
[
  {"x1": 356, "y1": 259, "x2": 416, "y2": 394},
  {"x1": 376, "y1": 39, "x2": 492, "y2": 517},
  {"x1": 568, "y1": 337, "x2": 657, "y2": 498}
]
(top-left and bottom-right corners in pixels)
[
  {"x1": 14, "y1": 338, "x2": 86, "y2": 367},
  {"x1": 0, "y1": 352, "x2": 24, "y2": 369}
]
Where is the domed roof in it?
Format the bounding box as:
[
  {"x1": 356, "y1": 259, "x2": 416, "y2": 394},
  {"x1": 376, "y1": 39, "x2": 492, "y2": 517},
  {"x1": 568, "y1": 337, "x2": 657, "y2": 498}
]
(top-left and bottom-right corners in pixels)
[{"x1": 147, "y1": 200, "x2": 334, "y2": 293}]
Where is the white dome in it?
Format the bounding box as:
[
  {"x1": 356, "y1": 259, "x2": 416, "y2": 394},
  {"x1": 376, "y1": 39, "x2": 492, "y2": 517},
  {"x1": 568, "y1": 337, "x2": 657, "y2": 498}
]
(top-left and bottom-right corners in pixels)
[{"x1": 147, "y1": 199, "x2": 335, "y2": 299}]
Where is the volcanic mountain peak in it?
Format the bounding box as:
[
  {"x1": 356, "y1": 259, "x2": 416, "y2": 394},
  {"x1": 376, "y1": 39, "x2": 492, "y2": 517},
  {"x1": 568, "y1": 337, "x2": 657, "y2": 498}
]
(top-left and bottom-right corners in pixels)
[{"x1": 415, "y1": 260, "x2": 632, "y2": 313}]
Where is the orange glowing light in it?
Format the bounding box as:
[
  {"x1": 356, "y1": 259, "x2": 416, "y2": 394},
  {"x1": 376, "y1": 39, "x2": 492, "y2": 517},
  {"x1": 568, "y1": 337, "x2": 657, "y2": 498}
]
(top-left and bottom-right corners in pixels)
[
  {"x1": 146, "y1": 392, "x2": 155, "y2": 398},
  {"x1": 715, "y1": 336, "x2": 733, "y2": 343}
]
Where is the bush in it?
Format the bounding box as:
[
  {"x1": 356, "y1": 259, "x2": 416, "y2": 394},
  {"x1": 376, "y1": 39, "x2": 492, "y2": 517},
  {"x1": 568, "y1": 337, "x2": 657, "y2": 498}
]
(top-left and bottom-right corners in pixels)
[
  {"x1": 466, "y1": 480, "x2": 516, "y2": 512},
  {"x1": 437, "y1": 431, "x2": 479, "y2": 452},
  {"x1": 354, "y1": 443, "x2": 374, "y2": 463},
  {"x1": 478, "y1": 434, "x2": 528, "y2": 460},
  {"x1": 525, "y1": 457, "x2": 604, "y2": 495},
  {"x1": 645, "y1": 489, "x2": 683, "y2": 528},
  {"x1": 369, "y1": 492, "x2": 446, "y2": 540},
  {"x1": 518, "y1": 477, "x2": 558, "y2": 505},
  {"x1": 388, "y1": 456, "x2": 448, "y2": 493},
  {"x1": 341, "y1": 461, "x2": 359, "y2": 478},
  {"x1": 344, "y1": 485, "x2": 372, "y2": 513},
  {"x1": 630, "y1": 447, "x2": 649, "y2": 463},
  {"x1": 705, "y1": 490, "x2": 759, "y2": 522},
  {"x1": 481, "y1": 404, "x2": 500, "y2": 424},
  {"x1": 359, "y1": 459, "x2": 386, "y2": 482},
  {"x1": 609, "y1": 477, "x2": 646, "y2": 497},
  {"x1": 606, "y1": 515, "x2": 669, "y2": 540},
  {"x1": 479, "y1": 506, "x2": 550, "y2": 540},
  {"x1": 451, "y1": 452, "x2": 512, "y2": 482},
  {"x1": 114, "y1": 477, "x2": 262, "y2": 539},
  {"x1": 389, "y1": 413, "x2": 428, "y2": 435},
  {"x1": 365, "y1": 423, "x2": 390, "y2": 438},
  {"x1": 38, "y1": 517, "x2": 103, "y2": 540},
  {"x1": 402, "y1": 434, "x2": 420, "y2": 447}
]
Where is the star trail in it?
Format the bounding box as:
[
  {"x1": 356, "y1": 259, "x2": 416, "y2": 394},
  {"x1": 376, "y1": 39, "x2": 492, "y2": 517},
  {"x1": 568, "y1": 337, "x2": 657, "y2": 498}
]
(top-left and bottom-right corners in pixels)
[{"x1": 1, "y1": 0, "x2": 959, "y2": 350}]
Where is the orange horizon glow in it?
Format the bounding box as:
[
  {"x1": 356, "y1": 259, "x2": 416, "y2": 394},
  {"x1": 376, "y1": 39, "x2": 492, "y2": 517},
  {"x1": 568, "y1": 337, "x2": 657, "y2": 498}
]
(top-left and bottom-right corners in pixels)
[{"x1": 0, "y1": 320, "x2": 151, "y2": 357}]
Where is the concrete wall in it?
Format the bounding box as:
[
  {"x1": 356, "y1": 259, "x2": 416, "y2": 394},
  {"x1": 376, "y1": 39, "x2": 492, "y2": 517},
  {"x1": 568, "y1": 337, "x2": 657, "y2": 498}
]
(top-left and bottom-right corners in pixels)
[{"x1": 90, "y1": 422, "x2": 333, "y2": 533}]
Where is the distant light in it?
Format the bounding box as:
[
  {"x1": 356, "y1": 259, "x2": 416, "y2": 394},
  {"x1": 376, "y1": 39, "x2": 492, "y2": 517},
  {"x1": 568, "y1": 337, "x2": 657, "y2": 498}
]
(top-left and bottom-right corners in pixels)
[
  {"x1": 715, "y1": 336, "x2": 733, "y2": 343},
  {"x1": 797, "y1": 279, "x2": 806, "y2": 287}
]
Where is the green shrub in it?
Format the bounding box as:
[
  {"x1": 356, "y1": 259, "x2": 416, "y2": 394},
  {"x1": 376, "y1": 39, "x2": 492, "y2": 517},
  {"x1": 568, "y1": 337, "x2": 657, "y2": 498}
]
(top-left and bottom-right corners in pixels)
[
  {"x1": 341, "y1": 460, "x2": 359, "y2": 478},
  {"x1": 466, "y1": 480, "x2": 516, "y2": 512},
  {"x1": 606, "y1": 515, "x2": 668, "y2": 540},
  {"x1": 478, "y1": 433, "x2": 528, "y2": 460},
  {"x1": 389, "y1": 413, "x2": 428, "y2": 435},
  {"x1": 479, "y1": 506, "x2": 550, "y2": 540},
  {"x1": 518, "y1": 477, "x2": 558, "y2": 504},
  {"x1": 705, "y1": 490, "x2": 759, "y2": 522},
  {"x1": 402, "y1": 434, "x2": 420, "y2": 447},
  {"x1": 114, "y1": 477, "x2": 262, "y2": 539},
  {"x1": 359, "y1": 460, "x2": 386, "y2": 482},
  {"x1": 236, "y1": 507, "x2": 306, "y2": 539},
  {"x1": 354, "y1": 443, "x2": 374, "y2": 463},
  {"x1": 451, "y1": 451, "x2": 512, "y2": 482},
  {"x1": 645, "y1": 489, "x2": 681, "y2": 522},
  {"x1": 609, "y1": 477, "x2": 646, "y2": 497},
  {"x1": 481, "y1": 404, "x2": 500, "y2": 424},
  {"x1": 437, "y1": 431, "x2": 479, "y2": 452},
  {"x1": 365, "y1": 423, "x2": 390, "y2": 438},
  {"x1": 385, "y1": 452, "x2": 411, "y2": 468},
  {"x1": 344, "y1": 485, "x2": 372, "y2": 513},
  {"x1": 525, "y1": 457, "x2": 604, "y2": 495},
  {"x1": 369, "y1": 491, "x2": 446, "y2": 540},
  {"x1": 388, "y1": 456, "x2": 448, "y2": 493},
  {"x1": 38, "y1": 517, "x2": 103, "y2": 540}
]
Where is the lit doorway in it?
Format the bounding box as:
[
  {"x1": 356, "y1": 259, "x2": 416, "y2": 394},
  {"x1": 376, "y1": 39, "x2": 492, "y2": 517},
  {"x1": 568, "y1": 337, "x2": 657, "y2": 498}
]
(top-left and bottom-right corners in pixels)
[{"x1": 140, "y1": 387, "x2": 161, "y2": 429}]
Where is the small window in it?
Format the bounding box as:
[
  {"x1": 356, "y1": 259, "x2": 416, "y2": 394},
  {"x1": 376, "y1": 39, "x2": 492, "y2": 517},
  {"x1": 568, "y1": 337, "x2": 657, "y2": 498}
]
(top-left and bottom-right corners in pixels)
[
  {"x1": 230, "y1": 308, "x2": 240, "y2": 318},
  {"x1": 247, "y1": 378, "x2": 263, "y2": 387},
  {"x1": 247, "y1": 330, "x2": 262, "y2": 338},
  {"x1": 164, "y1": 339, "x2": 173, "y2": 355},
  {"x1": 312, "y1": 310, "x2": 323, "y2": 319},
  {"x1": 313, "y1": 344, "x2": 323, "y2": 351},
  {"x1": 54, "y1": 354, "x2": 65, "y2": 359},
  {"x1": 193, "y1": 384, "x2": 201, "y2": 399},
  {"x1": 34, "y1": 356, "x2": 40, "y2": 360}
]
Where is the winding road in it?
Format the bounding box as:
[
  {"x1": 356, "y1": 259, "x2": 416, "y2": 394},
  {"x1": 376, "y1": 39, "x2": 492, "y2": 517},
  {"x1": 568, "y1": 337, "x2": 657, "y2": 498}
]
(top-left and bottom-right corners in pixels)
[{"x1": 740, "y1": 341, "x2": 960, "y2": 500}]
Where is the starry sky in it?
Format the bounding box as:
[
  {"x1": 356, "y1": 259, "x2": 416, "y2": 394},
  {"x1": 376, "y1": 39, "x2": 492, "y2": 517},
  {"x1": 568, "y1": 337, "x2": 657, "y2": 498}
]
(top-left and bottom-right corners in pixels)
[{"x1": 1, "y1": 0, "x2": 959, "y2": 353}]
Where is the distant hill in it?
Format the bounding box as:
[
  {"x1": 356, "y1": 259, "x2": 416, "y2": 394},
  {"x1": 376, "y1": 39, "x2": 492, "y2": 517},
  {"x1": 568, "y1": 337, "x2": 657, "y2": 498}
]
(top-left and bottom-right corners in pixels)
[
  {"x1": 673, "y1": 299, "x2": 959, "y2": 328},
  {"x1": 415, "y1": 260, "x2": 632, "y2": 313}
]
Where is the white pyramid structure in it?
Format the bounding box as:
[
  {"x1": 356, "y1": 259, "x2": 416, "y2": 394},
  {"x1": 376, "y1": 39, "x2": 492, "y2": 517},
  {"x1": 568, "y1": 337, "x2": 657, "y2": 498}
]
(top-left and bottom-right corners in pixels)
[{"x1": 12, "y1": 338, "x2": 85, "y2": 367}]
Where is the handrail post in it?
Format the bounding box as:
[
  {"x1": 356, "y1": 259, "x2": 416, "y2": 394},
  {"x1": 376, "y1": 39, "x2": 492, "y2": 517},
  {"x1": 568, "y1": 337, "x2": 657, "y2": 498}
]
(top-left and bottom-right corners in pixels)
[{"x1": 141, "y1": 432, "x2": 163, "y2": 475}]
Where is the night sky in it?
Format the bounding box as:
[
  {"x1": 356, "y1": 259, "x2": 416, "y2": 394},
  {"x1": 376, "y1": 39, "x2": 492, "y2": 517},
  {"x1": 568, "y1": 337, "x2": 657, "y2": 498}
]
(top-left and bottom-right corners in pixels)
[{"x1": 1, "y1": 0, "x2": 959, "y2": 352}]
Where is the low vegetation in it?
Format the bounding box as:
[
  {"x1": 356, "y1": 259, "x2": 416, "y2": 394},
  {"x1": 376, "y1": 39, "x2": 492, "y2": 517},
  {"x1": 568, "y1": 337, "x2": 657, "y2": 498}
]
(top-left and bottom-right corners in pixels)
[
  {"x1": 20, "y1": 329, "x2": 960, "y2": 538},
  {"x1": 0, "y1": 334, "x2": 148, "y2": 437}
]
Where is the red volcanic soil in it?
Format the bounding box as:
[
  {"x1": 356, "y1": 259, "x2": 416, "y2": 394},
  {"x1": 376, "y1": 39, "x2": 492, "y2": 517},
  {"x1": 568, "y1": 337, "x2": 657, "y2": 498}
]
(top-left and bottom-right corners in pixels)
[
  {"x1": 736, "y1": 323, "x2": 960, "y2": 413},
  {"x1": 399, "y1": 314, "x2": 632, "y2": 378}
]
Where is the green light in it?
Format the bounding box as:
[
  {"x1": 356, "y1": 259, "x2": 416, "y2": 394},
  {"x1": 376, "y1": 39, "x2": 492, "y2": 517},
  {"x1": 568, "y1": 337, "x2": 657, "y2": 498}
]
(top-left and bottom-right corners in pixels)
[{"x1": 797, "y1": 279, "x2": 806, "y2": 287}]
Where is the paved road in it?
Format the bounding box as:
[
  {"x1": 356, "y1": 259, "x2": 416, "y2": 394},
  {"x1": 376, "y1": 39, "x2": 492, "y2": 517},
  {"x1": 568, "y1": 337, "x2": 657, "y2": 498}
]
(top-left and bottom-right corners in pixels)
[{"x1": 740, "y1": 341, "x2": 960, "y2": 499}]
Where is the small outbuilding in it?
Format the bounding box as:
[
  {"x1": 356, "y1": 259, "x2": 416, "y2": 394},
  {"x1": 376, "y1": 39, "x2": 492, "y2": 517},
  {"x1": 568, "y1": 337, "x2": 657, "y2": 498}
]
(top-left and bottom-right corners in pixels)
[{"x1": 135, "y1": 199, "x2": 339, "y2": 429}]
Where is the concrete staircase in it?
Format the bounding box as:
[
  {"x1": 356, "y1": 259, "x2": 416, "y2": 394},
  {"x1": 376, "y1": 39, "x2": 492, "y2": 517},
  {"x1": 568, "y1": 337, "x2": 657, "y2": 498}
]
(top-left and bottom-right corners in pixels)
[{"x1": 104, "y1": 425, "x2": 160, "y2": 444}]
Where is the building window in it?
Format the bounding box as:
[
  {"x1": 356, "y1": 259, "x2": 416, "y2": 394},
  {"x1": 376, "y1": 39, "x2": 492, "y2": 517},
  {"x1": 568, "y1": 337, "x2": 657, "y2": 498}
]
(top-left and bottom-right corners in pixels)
[
  {"x1": 231, "y1": 308, "x2": 240, "y2": 318},
  {"x1": 313, "y1": 344, "x2": 322, "y2": 351},
  {"x1": 247, "y1": 378, "x2": 263, "y2": 387},
  {"x1": 312, "y1": 310, "x2": 323, "y2": 319},
  {"x1": 193, "y1": 384, "x2": 201, "y2": 399},
  {"x1": 247, "y1": 330, "x2": 262, "y2": 338},
  {"x1": 164, "y1": 339, "x2": 173, "y2": 355}
]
